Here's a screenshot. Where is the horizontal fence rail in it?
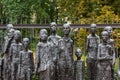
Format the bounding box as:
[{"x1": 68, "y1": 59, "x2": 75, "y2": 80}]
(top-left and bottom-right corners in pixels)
[{"x1": 0, "y1": 24, "x2": 120, "y2": 28}]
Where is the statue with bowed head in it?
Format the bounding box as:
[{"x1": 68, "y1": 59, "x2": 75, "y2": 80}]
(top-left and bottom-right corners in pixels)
[{"x1": 35, "y1": 29, "x2": 52, "y2": 80}]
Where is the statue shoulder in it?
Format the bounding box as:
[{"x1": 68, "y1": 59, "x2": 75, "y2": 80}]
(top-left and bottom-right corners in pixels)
[
  {"x1": 19, "y1": 43, "x2": 23, "y2": 46},
  {"x1": 87, "y1": 34, "x2": 91, "y2": 39},
  {"x1": 70, "y1": 38, "x2": 73, "y2": 43},
  {"x1": 110, "y1": 39, "x2": 114, "y2": 43},
  {"x1": 28, "y1": 50, "x2": 33, "y2": 54},
  {"x1": 95, "y1": 34, "x2": 100, "y2": 39},
  {"x1": 37, "y1": 42, "x2": 41, "y2": 47},
  {"x1": 56, "y1": 35, "x2": 61, "y2": 39}
]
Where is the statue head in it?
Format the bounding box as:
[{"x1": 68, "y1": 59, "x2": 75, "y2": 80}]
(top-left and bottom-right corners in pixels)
[
  {"x1": 63, "y1": 23, "x2": 71, "y2": 35},
  {"x1": 75, "y1": 48, "x2": 82, "y2": 60},
  {"x1": 14, "y1": 30, "x2": 21, "y2": 41},
  {"x1": 50, "y1": 22, "x2": 57, "y2": 33},
  {"x1": 101, "y1": 31, "x2": 109, "y2": 43},
  {"x1": 90, "y1": 23, "x2": 96, "y2": 34},
  {"x1": 7, "y1": 24, "x2": 13, "y2": 32},
  {"x1": 8, "y1": 28, "x2": 15, "y2": 38},
  {"x1": 104, "y1": 26, "x2": 113, "y2": 37},
  {"x1": 39, "y1": 29, "x2": 48, "y2": 41},
  {"x1": 23, "y1": 38, "x2": 29, "y2": 49}
]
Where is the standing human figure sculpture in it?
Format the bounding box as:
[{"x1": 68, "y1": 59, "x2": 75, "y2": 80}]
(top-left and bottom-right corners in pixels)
[
  {"x1": 96, "y1": 31, "x2": 112, "y2": 80},
  {"x1": 18, "y1": 38, "x2": 34, "y2": 80},
  {"x1": 35, "y1": 29, "x2": 52, "y2": 80},
  {"x1": 3, "y1": 25, "x2": 15, "y2": 80},
  {"x1": 74, "y1": 48, "x2": 84, "y2": 80},
  {"x1": 48, "y1": 22, "x2": 61, "y2": 80},
  {"x1": 10, "y1": 30, "x2": 23, "y2": 80},
  {"x1": 86, "y1": 23, "x2": 100, "y2": 80},
  {"x1": 58, "y1": 23, "x2": 74, "y2": 80},
  {"x1": 104, "y1": 26, "x2": 115, "y2": 80}
]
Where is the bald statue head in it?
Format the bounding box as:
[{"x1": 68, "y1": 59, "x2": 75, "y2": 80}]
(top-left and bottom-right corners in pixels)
[
  {"x1": 39, "y1": 29, "x2": 48, "y2": 41},
  {"x1": 14, "y1": 30, "x2": 21, "y2": 41},
  {"x1": 23, "y1": 38, "x2": 29, "y2": 50},
  {"x1": 101, "y1": 31, "x2": 109, "y2": 42},
  {"x1": 75, "y1": 48, "x2": 82, "y2": 60},
  {"x1": 104, "y1": 26, "x2": 113, "y2": 37},
  {"x1": 63, "y1": 23, "x2": 71, "y2": 35},
  {"x1": 7, "y1": 24, "x2": 13, "y2": 32},
  {"x1": 90, "y1": 23, "x2": 97, "y2": 34},
  {"x1": 50, "y1": 22, "x2": 57, "y2": 33}
]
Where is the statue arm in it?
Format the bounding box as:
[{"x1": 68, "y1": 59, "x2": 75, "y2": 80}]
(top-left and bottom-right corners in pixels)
[
  {"x1": 35, "y1": 45, "x2": 40, "y2": 75},
  {"x1": 18, "y1": 52, "x2": 22, "y2": 78},
  {"x1": 112, "y1": 42, "x2": 116, "y2": 65},
  {"x1": 97, "y1": 45, "x2": 101, "y2": 60},
  {"x1": 86, "y1": 37, "x2": 89, "y2": 55},
  {"x1": 9, "y1": 45, "x2": 13, "y2": 61},
  {"x1": 30, "y1": 52, "x2": 34, "y2": 71}
]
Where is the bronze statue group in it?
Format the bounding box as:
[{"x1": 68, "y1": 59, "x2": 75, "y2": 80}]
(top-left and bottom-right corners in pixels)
[{"x1": 0, "y1": 22, "x2": 118, "y2": 80}]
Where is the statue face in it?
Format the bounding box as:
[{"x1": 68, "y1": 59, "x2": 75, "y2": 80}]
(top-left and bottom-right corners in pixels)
[
  {"x1": 7, "y1": 24, "x2": 13, "y2": 32},
  {"x1": 51, "y1": 26, "x2": 56, "y2": 32},
  {"x1": 63, "y1": 24, "x2": 70, "y2": 35},
  {"x1": 75, "y1": 48, "x2": 82, "y2": 58},
  {"x1": 102, "y1": 31, "x2": 108, "y2": 42},
  {"x1": 40, "y1": 29, "x2": 48, "y2": 41},
  {"x1": 23, "y1": 38, "x2": 29, "y2": 49},
  {"x1": 14, "y1": 30, "x2": 21, "y2": 40},
  {"x1": 8, "y1": 29, "x2": 15, "y2": 38},
  {"x1": 107, "y1": 27, "x2": 113, "y2": 36},
  {"x1": 90, "y1": 27, "x2": 96, "y2": 34}
]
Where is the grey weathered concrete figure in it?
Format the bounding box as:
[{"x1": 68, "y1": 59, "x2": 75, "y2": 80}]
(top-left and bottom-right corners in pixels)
[
  {"x1": 3, "y1": 26, "x2": 15, "y2": 80},
  {"x1": 104, "y1": 26, "x2": 115, "y2": 80},
  {"x1": 6, "y1": 24, "x2": 14, "y2": 32},
  {"x1": 58, "y1": 23, "x2": 74, "y2": 80},
  {"x1": 96, "y1": 31, "x2": 112, "y2": 80},
  {"x1": 18, "y1": 38, "x2": 34, "y2": 80},
  {"x1": 48, "y1": 22, "x2": 61, "y2": 80},
  {"x1": 10, "y1": 30, "x2": 23, "y2": 80},
  {"x1": 74, "y1": 48, "x2": 84, "y2": 80},
  {"x1": 35, "y1": 29, "x2": 52, "y2": 80},
  {"x1": 86, "y1": 23, "x2": 100, "y2": 80}
]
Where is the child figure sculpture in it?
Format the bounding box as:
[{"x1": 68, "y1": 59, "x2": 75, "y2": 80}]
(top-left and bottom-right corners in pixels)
[
  {"x1": 74, "y1": 48, "x2": 84, "y2": 80},
  {"x1": 18, "y1": 38, "x2": 34, "y2": 80}
]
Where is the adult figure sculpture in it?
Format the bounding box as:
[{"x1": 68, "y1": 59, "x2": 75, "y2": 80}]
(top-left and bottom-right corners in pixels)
[
  {"x1": 10, "y1": 30, "x2": 23, "y2": 80},
  {"x1": 74, "y1": 48, "x2": 84, "y2": 80},
  {"x1": 58, "y1": 23, "x2": 74, "y2": 80},
  {"x1": 104, "y1": 26, "x2": 115, "y2": 80},
  {"x1": 96, "y1": 31, "x2": 112, "y2": 80},
  {"x1": 86, "y1": 23, "x2": 100, "y2": 80},
  {"x1": 35, "y1": 29, "x2": 52, "y2": 80},
  {"x1": 48, "y1": 22, "x2": 61, "y2": 80},
  {"x1": 3, "y1": 28, "x2": 15, "y2": 80},
  {"x1": 18, "y1": 38, "x2": 34, "y2": 80}
]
